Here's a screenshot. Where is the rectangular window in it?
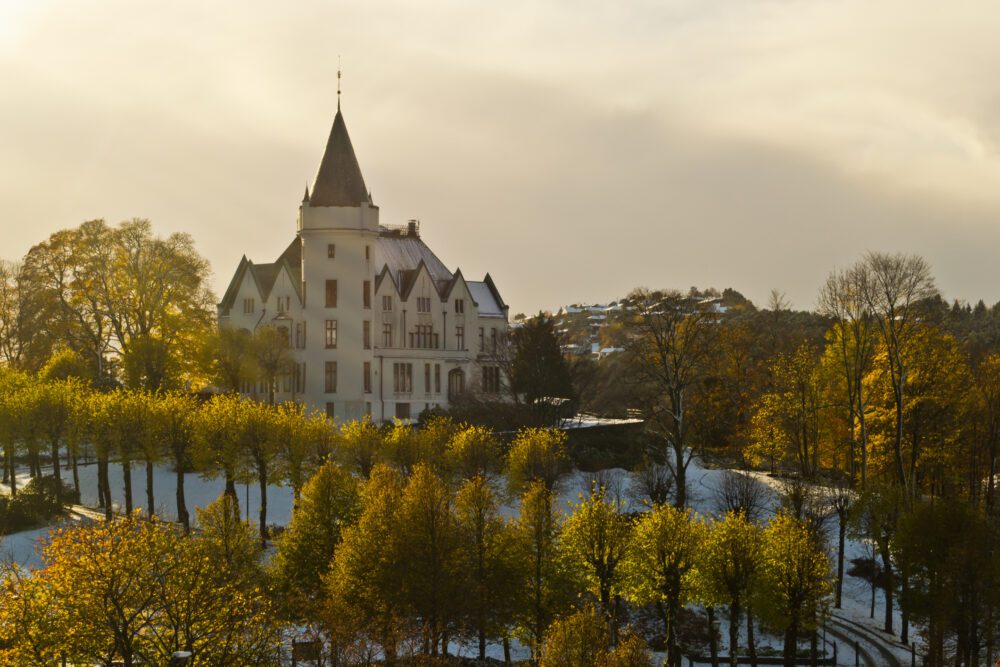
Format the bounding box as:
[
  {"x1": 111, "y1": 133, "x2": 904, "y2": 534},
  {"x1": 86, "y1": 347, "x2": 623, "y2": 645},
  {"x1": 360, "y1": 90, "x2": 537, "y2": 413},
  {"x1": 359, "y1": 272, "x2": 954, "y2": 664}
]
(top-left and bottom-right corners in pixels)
[
  {"x1": 327, "y1": 244, "x2": 336, "y2": 258},
  {"x1": 456, "y1": 326, "x2": 464, "y2": 350},
  {"x1": 243, "y1": 298, "x2": 254, "y2": 314},
  {"x1": 363, "y1": 361, "x2": 372, "y2": 393},
  {"x1": 424, "y1": 363, "x2": 431, "y2": 393},
  {"x1": 395, "y1": 402, "x2": 411, "y2": 420},
  {"x1": 326, "y1": 402, "x2": 335, "y2": 418},
  {"x1": 365, "y1": 401, "x2": 372, "y2": 416},
  {"x1": 382, "y1": 295, "x2": 392, "y2": 311},
  {"x1": 365, "y1": 245, "x2": 372, "y2": 260},
  {"x1": 325, "y1": 279, "x2": 338, "y2": 307},
  {"x1": 363, "y1": 280, "x2": 371, "y2": 309},
  {"x1": 295, "y1": 322, "x2": 305, "y2": 349},
  {"x1": 393, "y1": 362, "x2": 413, "y2": 393},
  {"x1": 417, "y1": 296, "x2": 431, "y2": 313},
  {"x1": 382, "y1": 323, "x2": 393, "y2": 347},
  {"x1": 455, "y1": 298, "x2": 464, "y2": 313},
  {"x1": 363, "y1": 320, "x2": 371, "y2": 349},
  {"x1": 325, "y1": 320, "x2": 337, "y2": 348},
  {"x1": 410, "y1": 324, "x2": 436, "y2": 349},
  {"x1": 297, "y1": 362, "x2": 305, "y2": 393},
  {"x1": 491, "y1": 328, "x2": 497, "y2": 353},
  {"x1": 325, "y1": 361, "x2": 338, "y2": 393},
  {"x1": 483, "y1": 366, "x2": 501, "y2": 394},
  {"x1": 479, "y1": 327, "x2": 484, "y2": 352},
  {"x1": 434, "y1": 364, "x2": 441, "y2": 394}
]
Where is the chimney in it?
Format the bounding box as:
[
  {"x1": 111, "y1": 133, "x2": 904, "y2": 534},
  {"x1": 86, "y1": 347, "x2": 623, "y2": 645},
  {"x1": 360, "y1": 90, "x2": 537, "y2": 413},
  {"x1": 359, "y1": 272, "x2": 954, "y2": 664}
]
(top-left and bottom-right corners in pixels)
[{"x1": 407, "y1": 220, "x2": 419, "y2": 237}]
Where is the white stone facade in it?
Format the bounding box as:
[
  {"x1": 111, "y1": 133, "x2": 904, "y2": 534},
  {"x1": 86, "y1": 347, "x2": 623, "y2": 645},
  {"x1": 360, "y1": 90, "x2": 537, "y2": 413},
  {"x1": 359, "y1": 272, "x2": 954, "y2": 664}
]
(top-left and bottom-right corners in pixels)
[{"x1": 217, "y1": 107, "x2": 508, "y2": 422}]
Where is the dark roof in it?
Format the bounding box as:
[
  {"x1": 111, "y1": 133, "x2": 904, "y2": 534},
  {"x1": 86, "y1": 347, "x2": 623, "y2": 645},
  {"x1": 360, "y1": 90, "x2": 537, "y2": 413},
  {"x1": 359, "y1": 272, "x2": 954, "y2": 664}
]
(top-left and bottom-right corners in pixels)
[
  {"x1": 310, "y1": 109, "x2": 371, "y2": 207},
  {"x1": 217, "y1": 238, "x2": 302, "y2": 316}
]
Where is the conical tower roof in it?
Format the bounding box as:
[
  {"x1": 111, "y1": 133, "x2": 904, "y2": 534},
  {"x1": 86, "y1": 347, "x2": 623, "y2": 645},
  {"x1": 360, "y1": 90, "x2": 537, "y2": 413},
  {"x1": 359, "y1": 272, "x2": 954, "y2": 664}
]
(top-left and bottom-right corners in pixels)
[{"x1": 310, "y1": 108, "x2": 370, "y2": 207}]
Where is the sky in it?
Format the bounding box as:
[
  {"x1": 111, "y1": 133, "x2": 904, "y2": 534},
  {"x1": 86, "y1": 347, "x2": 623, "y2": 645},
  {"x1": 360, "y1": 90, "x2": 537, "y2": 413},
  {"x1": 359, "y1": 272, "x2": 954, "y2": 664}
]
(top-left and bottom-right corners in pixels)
[{"x1": 3, "y1": 0, "x2": 1000, "y2": 315}]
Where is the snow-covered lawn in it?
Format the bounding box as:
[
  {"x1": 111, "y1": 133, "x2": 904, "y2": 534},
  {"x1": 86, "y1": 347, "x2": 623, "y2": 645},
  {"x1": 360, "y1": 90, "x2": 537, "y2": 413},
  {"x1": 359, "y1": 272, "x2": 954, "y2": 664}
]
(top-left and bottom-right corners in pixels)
[{"x1": 0, "y1": 452, "x2": 917, "y2": 664}]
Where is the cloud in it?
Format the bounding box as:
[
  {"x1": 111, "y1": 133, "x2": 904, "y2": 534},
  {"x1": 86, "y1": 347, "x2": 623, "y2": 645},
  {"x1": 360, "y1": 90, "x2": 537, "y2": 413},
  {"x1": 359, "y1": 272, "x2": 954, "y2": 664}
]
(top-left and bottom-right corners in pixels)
[{"x1": 2, "y1": 0, "x2": 1000, "y2": 313}]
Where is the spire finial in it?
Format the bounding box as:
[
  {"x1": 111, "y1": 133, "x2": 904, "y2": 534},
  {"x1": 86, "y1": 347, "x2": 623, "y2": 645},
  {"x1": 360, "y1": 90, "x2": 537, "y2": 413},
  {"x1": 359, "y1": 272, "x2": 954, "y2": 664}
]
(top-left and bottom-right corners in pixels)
[{"x1": 337, "y1": 56, "x2": 342, "y2": 111}]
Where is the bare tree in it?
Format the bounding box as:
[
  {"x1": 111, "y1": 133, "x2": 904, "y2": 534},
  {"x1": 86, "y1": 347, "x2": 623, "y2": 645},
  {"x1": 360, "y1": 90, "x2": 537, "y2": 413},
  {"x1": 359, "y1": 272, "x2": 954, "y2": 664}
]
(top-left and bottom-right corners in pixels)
[
  {"x1": 592, "y1": 468, "x2": 628, "y2": 508},
  {"x1": 818, "y1": 265, "x2": 877, "y2": 487},
  {"x1": 0, "y1": 261, "x2": 27, "y2": 368},
  {"x1": 861, "y1": 252, "x2": 937, "y2": 493},
  {"x1": 630, "y1": 455, "x2": 674, "y2": 507},
  {"x1": 713, "y1": 470, "x2": 769, "y2": 523},
  {"x1": 624, "y1": 288, "x2": 719, "y2": 508},
  {"x1": 824, "y1": 482, "x2": 853, "y2": 608}
]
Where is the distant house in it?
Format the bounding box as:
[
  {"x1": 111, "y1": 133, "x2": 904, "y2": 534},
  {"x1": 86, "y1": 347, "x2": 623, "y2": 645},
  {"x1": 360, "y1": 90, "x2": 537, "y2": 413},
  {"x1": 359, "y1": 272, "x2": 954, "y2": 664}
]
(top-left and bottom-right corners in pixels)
[{"x1": 217, "y1": 104, "x2": 508, "y2": 422}]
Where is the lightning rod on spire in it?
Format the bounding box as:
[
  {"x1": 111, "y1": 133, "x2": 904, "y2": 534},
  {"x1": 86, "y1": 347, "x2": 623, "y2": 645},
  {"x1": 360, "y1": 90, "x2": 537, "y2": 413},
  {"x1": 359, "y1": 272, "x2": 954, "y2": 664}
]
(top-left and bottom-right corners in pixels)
[{"x1": 337, "y1": 56, "x2": 342, "y2": 110}]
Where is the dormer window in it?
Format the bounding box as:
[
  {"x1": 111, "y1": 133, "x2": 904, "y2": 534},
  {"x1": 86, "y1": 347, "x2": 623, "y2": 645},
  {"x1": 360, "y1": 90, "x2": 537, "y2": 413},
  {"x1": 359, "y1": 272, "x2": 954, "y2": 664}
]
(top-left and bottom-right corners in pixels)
[
  {"x1": 417, "y1": 297, "x2": 431, "y2": 313},
  {"x1": 454, "y1": 298, "x2": 464, "y2": 314},
  {"x1": 243, "y1": 298, "x2": 254, "y2": 314},
  {"x1": 382, "y1": 295, "x2": 393, "y2": 311}
]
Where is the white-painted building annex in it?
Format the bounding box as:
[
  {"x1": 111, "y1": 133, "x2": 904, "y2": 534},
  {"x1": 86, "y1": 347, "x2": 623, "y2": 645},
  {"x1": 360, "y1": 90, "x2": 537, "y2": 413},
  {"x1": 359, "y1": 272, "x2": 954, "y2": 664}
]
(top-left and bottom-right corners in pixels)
[{"x1": 217, "y1": 103, "x2": 508, "y2": 422}]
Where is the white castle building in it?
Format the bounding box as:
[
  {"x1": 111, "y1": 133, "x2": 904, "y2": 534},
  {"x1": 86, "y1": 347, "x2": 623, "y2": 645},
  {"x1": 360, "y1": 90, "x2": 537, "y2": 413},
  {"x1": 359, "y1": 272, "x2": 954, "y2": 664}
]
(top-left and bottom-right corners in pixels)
[{"x1": 217, "y1": 104, "x2": 508, "y2": 422}]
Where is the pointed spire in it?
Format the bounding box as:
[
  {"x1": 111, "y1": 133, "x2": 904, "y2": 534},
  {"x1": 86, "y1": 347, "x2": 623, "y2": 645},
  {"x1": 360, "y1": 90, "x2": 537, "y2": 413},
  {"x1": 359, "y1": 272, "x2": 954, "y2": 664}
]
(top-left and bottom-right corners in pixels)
[
  {"x1": 302, "y1": 184, "x2": 310, "y2": 203},
  {"x1": 310, "y1": 107, "x2": 370, "y2": 207}
]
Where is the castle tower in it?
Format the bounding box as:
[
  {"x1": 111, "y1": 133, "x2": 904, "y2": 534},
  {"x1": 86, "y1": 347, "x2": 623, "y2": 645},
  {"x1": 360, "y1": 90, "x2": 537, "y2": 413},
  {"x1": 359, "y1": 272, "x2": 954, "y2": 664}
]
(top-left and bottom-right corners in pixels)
[{"x1": 298, "y1": 107, "x2": 379, "y2": 420}]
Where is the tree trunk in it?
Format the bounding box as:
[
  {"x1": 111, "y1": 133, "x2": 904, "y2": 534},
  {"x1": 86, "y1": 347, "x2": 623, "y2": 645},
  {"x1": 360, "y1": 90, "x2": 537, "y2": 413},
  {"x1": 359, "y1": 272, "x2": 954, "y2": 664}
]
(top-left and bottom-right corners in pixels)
[
  {"x1": 673, "y1": 441, "x2": 687, "y2": 509},
  {"x1": 122, "y1": 460, "x2": 133, "y2": 514},
  {"x1": 102, "y1": 461, "x2": 112, "y2": 518},
  {"x1": 882, "y1": 548, "x2": 894, "y2": 635},
  {"x1": 29, "y1": 449, "x2": 40, "y2": 478},
  {"x1": 729, "y1": 600, "x2": 741, "y2": 667},
  {"x1": 782, "y1": 618, "x2": 799, "y2": 667},
  {"x1": 71, "y1": 452, "x2": 80, "y2": 497},
  {"x1": 97, "y1": 457, "x2": 106, "y2": 508},
  {"x1": 5, "y1": 447, "x2": 15, "y2": 497},
  {"x1": 900, "y1": 572, "x2": 909, "y2": 644},
  {"x1": 176, "y1": 459, "x2": 189, "y2": 533},
  {"x1": 51, "y1": 442, "x2": 62, "y2": 503},
  {"x1": 258, "y1": 459, "x2": 269, "y2": 545},
  {"x1": 747, "y1": 606, "x2": 758, "y2": 667},
  {"x1": 708, "y1": 606, "x2": 719, "y2": 667},
  {"x1": 836, "y1": 514, "x2": 846, "y2": 608},
  {"x1": 145, "y1": 460, "x2": 155, "y2": 519},
  {"x1": 224, "y1": 473, "x2": 239, "y2": 515}
]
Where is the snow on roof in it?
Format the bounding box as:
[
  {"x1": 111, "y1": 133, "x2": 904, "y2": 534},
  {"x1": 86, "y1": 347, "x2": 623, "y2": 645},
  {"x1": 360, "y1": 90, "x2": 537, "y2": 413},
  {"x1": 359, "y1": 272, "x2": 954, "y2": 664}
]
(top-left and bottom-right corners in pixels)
[
  {"x1": 377, "y1": 235, "x2": 453, "y2": 283},
  {"x1": 468, "y1": 281, "x2": 504, "y2": 317}
]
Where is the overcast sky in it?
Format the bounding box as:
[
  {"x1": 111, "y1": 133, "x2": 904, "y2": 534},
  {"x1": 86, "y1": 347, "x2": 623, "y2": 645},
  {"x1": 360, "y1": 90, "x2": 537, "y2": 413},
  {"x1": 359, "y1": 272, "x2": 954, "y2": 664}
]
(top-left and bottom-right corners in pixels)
[{"x1": 3, "y1": 0, "x2": 1000, "y2": 314}]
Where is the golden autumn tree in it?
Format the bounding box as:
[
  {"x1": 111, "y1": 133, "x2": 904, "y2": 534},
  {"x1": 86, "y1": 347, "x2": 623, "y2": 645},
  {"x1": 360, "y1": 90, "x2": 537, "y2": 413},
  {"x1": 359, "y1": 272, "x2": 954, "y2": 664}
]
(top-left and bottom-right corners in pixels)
[{"x1": 0, "y1": 512, "x2": 280, "y2": 666}]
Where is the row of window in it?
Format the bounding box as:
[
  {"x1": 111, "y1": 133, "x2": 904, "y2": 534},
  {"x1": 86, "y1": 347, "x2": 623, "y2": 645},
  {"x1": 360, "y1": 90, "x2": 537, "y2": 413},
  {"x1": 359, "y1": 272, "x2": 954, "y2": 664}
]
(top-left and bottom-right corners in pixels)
[
  {"x1": 278, "y1": 321, "x2": 496, "y2": 353},
  {"x1": 323, "y1": 320, "x2": 372, "y2": 349},
  {"x1": 241, "y1": 295, "x2": 294, "y2": 315},
  {"x1": 267, "y1": 320, "x2": 498, "y2": 355},
  {"x1": 246, "y1": 363, "x2": 499, "y2": 400},
  {"x1": 327, "y1": 244, "x2": 373, "y2": 260},
  {"x1": 322, "y1": 402, "x2": 435, "y2": 421},
  {"x1": 324, "y1": 360, "x2": 373, "y2": 394},
  {"x1": 325, "y1": 401, "x2": 376, "y2": 419},
  {"x1": 245, "y1": 285, "x2": 468, "y2": 317}
]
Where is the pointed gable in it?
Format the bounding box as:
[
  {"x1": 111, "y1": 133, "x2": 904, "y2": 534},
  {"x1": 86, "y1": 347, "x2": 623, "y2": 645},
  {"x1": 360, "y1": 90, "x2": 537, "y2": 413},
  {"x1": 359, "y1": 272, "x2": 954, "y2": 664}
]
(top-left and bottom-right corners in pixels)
[{"x1": 310, "y1": 108, "x2": 371, "y2": 207}]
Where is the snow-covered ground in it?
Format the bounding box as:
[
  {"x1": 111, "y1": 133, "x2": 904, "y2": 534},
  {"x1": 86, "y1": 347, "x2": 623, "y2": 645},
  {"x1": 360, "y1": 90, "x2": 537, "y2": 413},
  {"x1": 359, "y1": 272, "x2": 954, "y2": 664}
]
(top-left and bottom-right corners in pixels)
[{"x1": 1, "y1": 453, "x2": 917, "y2": 665}]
